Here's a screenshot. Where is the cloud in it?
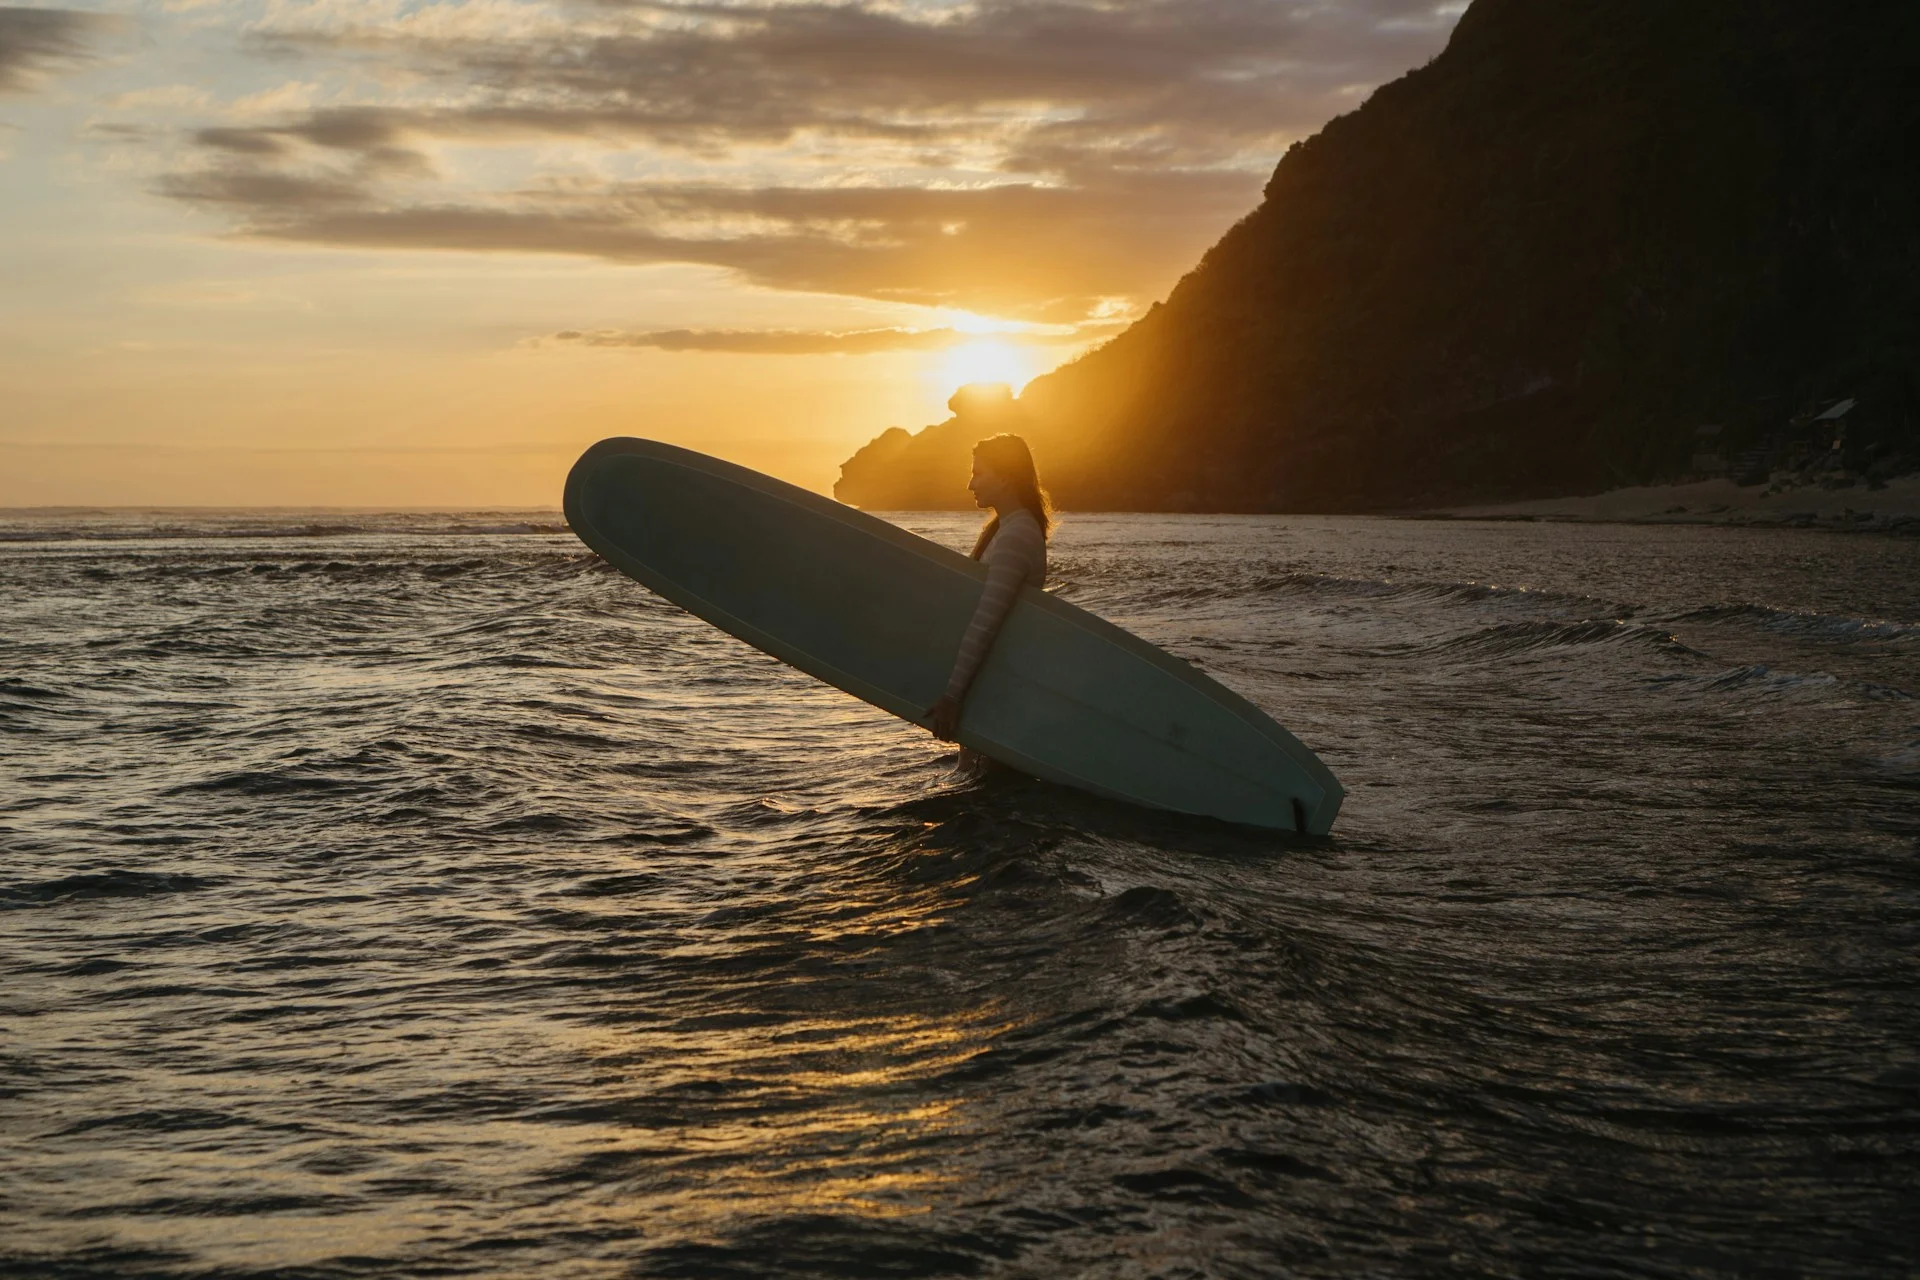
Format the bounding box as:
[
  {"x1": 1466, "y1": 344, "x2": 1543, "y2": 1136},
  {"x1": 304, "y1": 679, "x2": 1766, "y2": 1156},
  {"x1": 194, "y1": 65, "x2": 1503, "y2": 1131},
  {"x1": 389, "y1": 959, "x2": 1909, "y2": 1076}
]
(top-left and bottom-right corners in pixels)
[
  {"x1": 155, "y1": 0, "x2": 1464, "y2": 315},
  {"x1": 232, "y1": 0, "x2": 1459, "y2": 168},
  {"x1": 160, "y1": 167, "x2": 1261, "y2": 318},
  {"x1": 0, "y1": 6, "x2": 115, "y2": 94},
  {"x1": 551, "y1": 326, "x2": 970, "y2": 354},
  {"x1": 547, "y1": 320, "x2": 1117, "y2": 354},
  {"x1": 100, "y1": 82, "x2": 215, "y2": 111}
]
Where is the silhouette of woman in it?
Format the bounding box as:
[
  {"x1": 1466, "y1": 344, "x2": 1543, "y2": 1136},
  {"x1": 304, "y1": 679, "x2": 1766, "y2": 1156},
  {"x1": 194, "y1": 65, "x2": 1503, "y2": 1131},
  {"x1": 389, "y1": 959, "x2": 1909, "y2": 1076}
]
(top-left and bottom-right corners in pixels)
[{"x1": 926, "y1": 434, "x2": 1053, "y2": 751}]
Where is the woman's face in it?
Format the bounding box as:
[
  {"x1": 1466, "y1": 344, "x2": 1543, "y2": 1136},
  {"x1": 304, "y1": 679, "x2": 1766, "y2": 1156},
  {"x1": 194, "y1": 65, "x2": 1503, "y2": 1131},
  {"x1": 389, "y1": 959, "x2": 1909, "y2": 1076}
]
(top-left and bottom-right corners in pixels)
[{"x1": 968, "y1": 457, "x2": 1012, "y2": 510}]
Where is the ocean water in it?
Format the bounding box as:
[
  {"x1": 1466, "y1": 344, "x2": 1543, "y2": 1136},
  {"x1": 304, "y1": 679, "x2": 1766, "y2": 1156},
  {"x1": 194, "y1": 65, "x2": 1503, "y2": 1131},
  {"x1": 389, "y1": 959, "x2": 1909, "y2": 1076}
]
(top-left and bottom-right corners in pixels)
[{"x1": 2, "y1": 509, "x2": 1916, "y2": 1279}]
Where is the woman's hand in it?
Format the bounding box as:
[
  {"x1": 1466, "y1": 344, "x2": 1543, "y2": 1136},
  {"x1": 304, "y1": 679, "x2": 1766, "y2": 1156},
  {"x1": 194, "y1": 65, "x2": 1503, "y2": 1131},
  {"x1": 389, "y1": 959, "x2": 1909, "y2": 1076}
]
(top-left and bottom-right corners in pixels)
[{"x1": 926, "y1": 694, "x2": 962, "y2": 742}]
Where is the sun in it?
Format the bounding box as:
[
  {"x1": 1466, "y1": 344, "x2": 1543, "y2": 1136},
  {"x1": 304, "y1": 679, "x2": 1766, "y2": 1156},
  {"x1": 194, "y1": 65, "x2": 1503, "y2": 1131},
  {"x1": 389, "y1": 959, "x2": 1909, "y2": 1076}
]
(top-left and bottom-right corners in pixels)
[{"x1": 940, "y1": 338, "x2": 1034, "y2": 395}]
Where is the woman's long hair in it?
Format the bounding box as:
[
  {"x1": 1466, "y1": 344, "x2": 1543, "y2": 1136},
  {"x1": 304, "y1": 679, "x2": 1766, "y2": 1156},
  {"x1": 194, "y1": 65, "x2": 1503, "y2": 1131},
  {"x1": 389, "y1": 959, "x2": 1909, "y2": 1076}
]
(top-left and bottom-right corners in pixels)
[{"x1": 968, "y1": 433, "x2": 1054, "y2": 560}]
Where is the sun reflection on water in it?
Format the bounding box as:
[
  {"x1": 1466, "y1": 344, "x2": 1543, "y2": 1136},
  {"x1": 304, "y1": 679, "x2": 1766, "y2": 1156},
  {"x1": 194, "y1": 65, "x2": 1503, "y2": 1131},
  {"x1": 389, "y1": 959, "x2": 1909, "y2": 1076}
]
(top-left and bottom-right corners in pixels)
[{"x1": 549, "y1": 1007, "x2": 1012, "y2": 1229}]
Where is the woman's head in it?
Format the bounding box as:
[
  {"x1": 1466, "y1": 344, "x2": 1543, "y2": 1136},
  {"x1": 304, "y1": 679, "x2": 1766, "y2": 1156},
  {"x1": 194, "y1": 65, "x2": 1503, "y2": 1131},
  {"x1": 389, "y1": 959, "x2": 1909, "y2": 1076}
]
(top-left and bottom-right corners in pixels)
[{"x1": 967, "y1": 433, "x2": 1053, "y2": 557}]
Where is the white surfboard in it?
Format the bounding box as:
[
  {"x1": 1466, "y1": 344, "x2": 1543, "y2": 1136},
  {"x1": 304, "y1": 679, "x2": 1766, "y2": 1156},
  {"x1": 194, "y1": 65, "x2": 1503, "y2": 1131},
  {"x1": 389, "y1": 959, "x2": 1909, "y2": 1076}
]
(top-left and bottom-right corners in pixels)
[{"x1": 565, "y1": 438, "x2": 1343, "y2": 833}]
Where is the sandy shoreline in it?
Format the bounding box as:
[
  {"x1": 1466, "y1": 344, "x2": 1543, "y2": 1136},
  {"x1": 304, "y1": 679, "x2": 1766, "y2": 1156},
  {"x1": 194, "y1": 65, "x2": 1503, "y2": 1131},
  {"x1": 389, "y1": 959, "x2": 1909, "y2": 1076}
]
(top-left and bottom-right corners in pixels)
[{"x1": 1417, "y1": 474, "x2": 1920, "y2": 533}]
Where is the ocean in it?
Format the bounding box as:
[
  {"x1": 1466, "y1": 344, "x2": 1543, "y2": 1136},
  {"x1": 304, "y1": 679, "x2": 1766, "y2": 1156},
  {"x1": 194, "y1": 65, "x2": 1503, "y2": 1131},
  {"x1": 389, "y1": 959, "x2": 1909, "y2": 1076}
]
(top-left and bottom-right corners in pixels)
[{"x1": 2, "y1": 509, "x2": 1915, "y2": 1278}]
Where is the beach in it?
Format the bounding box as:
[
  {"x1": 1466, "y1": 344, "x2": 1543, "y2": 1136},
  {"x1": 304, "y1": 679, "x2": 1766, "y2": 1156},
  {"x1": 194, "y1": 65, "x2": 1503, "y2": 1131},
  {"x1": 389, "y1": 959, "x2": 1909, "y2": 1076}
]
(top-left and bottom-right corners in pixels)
[{"x1": 1435, "y1": 473, "x2": 1920, "y2": 532}]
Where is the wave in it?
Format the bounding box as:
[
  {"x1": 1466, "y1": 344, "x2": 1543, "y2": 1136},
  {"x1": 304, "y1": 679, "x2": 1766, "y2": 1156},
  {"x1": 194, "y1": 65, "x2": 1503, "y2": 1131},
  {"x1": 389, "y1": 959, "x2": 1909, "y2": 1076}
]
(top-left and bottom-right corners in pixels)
[
  {"x1": 0, "y1": 869, "x2": 219, "y2": 909},
  {"x1": 1379, "y1": 617, "x2": 1704, "y2": 662},
  {"x1": 29, "y1": 553, "x2": 606, "y2": 590},
  {"x1": 0, "y1": 678, "x2": 71, "y2": 702},
  {"x1": 0, "y1": 509, "x2": 569, "y2": 543},
  {"x1": 0, "y1": 678, "x2": 89, "y2": 732},
  {"x1": 1665, "y1": 602, "x2": 1914, "y2": 643},
  {"x1": 1869, "y1": 741, "x2": 1920, "y2": 779},
  {"x1": 1643, "y1": 663, "x2": 1914, "y2": 703}
]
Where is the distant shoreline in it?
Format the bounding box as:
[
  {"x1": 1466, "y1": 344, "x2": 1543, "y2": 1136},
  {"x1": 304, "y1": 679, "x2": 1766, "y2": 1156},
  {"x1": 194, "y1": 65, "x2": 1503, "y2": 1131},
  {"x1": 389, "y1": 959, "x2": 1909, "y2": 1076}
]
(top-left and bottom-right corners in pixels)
[{"x1": 1409, "y1": 475, "x2": 1920, "y2": 535}]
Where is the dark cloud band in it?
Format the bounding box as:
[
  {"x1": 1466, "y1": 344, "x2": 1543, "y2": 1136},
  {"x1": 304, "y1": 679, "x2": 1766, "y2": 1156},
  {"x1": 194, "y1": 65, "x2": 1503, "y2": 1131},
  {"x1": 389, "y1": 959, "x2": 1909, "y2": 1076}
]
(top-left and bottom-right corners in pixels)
[
  {"x1": 552, "y1": 327, "x2": 968, "y2": 354},
  {"x1": 547, "y1": 323, "x2": 1109, "y2": 353},
  {"x1": 159, "y1": 170, "x2": 1263, "y2": 319},
  {"x1": 225, "y1": 0, "x2": 1456, "y2": 169},
  {"x1": 0, "y1": 6, "x2": 112, "y2": 94}
]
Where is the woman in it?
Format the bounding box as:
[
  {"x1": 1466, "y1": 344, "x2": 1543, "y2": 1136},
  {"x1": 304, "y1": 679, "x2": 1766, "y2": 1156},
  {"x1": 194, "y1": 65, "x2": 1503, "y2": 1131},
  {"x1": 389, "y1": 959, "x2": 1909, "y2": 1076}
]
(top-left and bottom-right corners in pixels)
[{"x1": 926, "y1": 433, "x2": 1053, "y2": 744}]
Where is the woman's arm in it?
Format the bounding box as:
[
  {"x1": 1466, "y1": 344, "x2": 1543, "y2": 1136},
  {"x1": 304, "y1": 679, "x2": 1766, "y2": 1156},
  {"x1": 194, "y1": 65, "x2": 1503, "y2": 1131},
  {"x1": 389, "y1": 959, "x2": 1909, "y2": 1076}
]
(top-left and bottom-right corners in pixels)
[{"x1": 927, "y1": 518, "x2": 1042, "y2": 740}]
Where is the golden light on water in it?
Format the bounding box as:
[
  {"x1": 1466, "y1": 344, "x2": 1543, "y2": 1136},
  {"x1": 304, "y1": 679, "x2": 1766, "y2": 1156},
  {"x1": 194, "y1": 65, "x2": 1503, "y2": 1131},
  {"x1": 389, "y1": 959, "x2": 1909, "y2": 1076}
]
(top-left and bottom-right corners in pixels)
[{"x1": 541, "y1": 995, "x2": 1018, "y2": 1231}]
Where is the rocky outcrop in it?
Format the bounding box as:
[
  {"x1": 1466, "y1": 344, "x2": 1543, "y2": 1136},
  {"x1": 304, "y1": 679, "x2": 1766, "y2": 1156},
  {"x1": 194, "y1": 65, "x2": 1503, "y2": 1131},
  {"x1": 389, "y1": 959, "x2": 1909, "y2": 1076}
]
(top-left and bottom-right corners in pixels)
[{"x1": 836, "y1": 383, "x2": 1026, "y2": 510}]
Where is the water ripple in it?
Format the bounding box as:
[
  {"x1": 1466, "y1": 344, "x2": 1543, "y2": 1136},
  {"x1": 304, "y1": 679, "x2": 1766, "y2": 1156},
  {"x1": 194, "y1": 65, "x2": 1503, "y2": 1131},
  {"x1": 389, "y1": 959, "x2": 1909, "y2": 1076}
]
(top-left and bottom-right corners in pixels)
[{"x1": 2, "y1": 514, "x2": 1916, "y2": 1278}]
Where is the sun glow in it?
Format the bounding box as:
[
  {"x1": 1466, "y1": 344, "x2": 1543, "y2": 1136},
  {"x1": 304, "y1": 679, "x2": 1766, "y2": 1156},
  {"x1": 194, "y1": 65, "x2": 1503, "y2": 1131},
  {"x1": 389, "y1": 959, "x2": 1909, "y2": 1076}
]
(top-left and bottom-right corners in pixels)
[{"x1": 939, "y1": 337, "x2": 1036, "y2": 395}]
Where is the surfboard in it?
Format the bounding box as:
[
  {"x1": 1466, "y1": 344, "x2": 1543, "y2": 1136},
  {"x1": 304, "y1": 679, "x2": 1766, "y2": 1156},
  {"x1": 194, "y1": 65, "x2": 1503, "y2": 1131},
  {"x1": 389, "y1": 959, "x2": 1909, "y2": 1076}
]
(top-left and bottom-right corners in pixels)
[{"x1": 564, "y1": 437, "x2": 1344, "y2": 834}]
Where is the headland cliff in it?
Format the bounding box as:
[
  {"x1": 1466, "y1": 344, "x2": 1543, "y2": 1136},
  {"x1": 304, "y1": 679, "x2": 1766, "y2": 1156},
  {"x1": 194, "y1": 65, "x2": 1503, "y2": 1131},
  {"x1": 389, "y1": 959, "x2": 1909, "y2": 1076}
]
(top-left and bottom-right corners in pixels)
[{"x1": 837, "y1": 0, "x2": 1920, "y2": 513}]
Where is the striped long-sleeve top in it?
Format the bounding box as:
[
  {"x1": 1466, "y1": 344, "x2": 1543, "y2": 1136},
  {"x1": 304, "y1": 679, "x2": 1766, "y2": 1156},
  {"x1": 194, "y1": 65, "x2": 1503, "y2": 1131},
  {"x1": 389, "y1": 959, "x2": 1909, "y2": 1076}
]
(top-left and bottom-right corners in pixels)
[{"x1": 944, "y1": 508, "x2": 1047, "y2": 700}]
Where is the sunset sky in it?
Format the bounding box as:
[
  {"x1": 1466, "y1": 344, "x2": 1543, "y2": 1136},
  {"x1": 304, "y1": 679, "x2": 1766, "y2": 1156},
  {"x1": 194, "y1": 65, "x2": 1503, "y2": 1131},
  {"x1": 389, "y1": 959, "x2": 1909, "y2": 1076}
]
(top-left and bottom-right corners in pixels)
[{"x1": 0, "y1": 0, "x2": 1462, "y2": 506}]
